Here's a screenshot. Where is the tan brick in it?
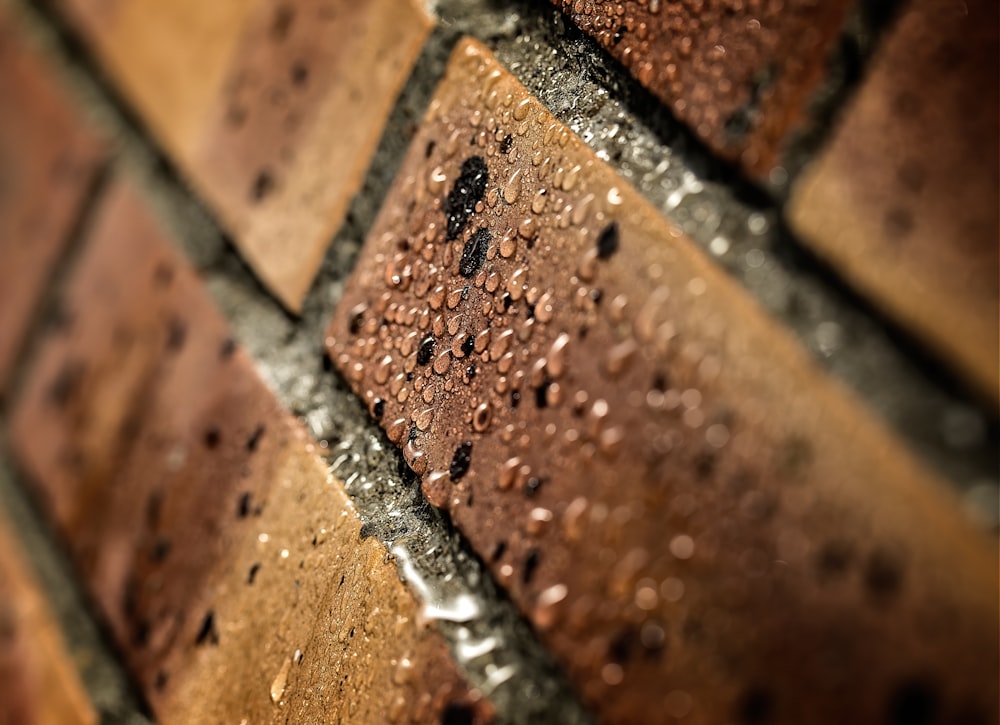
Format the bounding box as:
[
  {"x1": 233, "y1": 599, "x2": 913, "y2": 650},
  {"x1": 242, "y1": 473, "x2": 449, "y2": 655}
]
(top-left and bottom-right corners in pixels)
[
  {"x1": 0, "y1": 512, "x2": 96, "y2": 725},
  {"x1": 55, "y1": 0, "x2": 432, "y2": 312},
  {"x1": 10, "y1": 180, "x2": 491, "y2": 724},
  {"x1": 789, "y1": 0, "x2": 999, "y2": 402},
  {"x1": 551, "y1": 0, "x2": 852, "y2": 177},
  {"x1": 0, "y1": 11, "x2": 104, "y2": 398},
  {"x1": 327, "y1": 38, "x2": 998, "y2": 724}
]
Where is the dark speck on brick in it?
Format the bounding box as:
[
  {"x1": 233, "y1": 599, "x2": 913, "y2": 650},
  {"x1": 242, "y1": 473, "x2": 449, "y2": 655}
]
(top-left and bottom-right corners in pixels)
[
  {"x1": 246, "y1": 424, "x2": 266, "y2": 452},
  {"x1": 460, "y1": 227, "x2": 491, "y2": 278},
  {"x1": 195, "y1": 610, "x2": 219, "y2": 646},
  {"x1": 250, "y1": 169, "x2": 275, "y2": 202},
  {"x1": 596, "y1": 221, "x2": 620, "y2": 259},
  {"x1": 444, "y1": 156, "x2": 488, "y2": 240},
  {"x1": 417, "y1": 336, "x2": 435, "y2": 366},
  {"x1": 449, "y1": 441, "x2": 473, "y2": 481}
]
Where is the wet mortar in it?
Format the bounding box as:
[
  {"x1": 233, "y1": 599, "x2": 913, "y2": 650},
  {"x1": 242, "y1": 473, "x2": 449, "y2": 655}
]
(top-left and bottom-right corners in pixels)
[{"x1": 3, "y1": 0, "x2": 998, "y2": 721}]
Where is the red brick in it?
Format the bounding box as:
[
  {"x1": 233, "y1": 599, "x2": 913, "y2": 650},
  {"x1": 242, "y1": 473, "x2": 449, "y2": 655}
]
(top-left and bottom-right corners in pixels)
[
  {"x1": 788, "y1": 0, "x2": 999, "y2": 401},
  {"x1": 551, "y1": 0, "x2": 852, "y2": 177},
  {"x1": 327, "y1": 38, "x2": 998, "y2": 724},
  {"x1": 0, "y1": 11, "x2": 104, "y2": 397},
  {"x1": 0, "y1": 512, "x2": 97, "y2": 725},
  {"x1": 10, "y1": 179, "x2": 491, "y2": 723},
  {"x1": 54, "y1": 0, "x2": 433, "y2": 312}
]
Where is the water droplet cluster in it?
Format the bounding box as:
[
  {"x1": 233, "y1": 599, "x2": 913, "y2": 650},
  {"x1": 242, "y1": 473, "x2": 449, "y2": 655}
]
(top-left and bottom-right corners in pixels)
[{"x1": 327, "y1": 40, "x2": 995, "y2": 723}]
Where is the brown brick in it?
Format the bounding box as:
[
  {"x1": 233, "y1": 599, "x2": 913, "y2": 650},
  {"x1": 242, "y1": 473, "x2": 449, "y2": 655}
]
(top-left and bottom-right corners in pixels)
[
  {"x1": 327, "y1": 38, "x2": 998, "y2": 724},
  {"x1": 551, "y1": 0, "x2": 852, "y2": 177},
  {"x1": 0, "y1": 11, "x2": 104, "y2": 398},
  {"x1": 788, "y1": 0, "x2": 999, "y2": 402},
  {"x1": 0, "y1": 512, "x2": 96, "y2": 725},
  {"x1": 55, "y1": 0, "x2": 432, "y2": 311},
  {"x1": 10, "y1": 180, "x2": 491, "y2": 724}
]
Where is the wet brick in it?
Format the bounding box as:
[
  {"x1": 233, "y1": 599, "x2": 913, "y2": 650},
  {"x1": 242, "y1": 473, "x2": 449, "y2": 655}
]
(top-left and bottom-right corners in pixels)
[
  {"x1": 550, "y1": 0, "x2": 853, "y2": 177},
  {"x1": 9, "y1": 179, "x2": 491, "y2": 724},
  {"x1": 788, "y1": 0, "x2": 999, "y2": 401},
  {"x1": 327, "y1": 38, "x2": 998, "y2": 724}
]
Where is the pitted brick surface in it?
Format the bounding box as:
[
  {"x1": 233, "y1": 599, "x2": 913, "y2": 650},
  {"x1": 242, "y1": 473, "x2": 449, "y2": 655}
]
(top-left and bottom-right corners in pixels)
[
  {"x1": 550, "y1": 0, "x2": 852, "y2": 177},
  {"x1": 54, "y1": 0, "x2": 432, "y2": 311},
  {"x1": 10, "y1": 180, "x2": 491, "y2": 724},
  {"x1": 328, "y1": 38, "x2": 998, "y2": 724},
  {"x1": 789, "y1": 0, "x2": 999, "y2": 401},
  {"x1": 0, "y1": 11, "x2": 104, "y2": 398}
]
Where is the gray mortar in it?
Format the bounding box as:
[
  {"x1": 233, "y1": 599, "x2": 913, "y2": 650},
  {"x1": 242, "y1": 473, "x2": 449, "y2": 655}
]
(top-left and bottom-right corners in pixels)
[{"x1": 3, "y1": 0, "x2": 998, "y2": 723}]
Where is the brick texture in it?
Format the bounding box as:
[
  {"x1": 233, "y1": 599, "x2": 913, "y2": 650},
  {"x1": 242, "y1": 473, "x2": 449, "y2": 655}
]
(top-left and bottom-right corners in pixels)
[
  {"x1": 328, "y1": 38, "x2": 998, "y2": 724},
  {"x1": 0, "y1": 512, "x2": 96, "y2": 725},
  {"x1": 788, "y1": 0, "x2": 999, "y2": 401},
  {"x1": 0, "y1": 11, "x2": 104, "y2": 399},
  {"x1": 10, "y1": 180, "x2": 491, "y2": 724},
  {"x1": 551, "y1": 0, "x2": 852, "y2": 176},
  {"x1": 54, "y1": 0, "x2": 432, "y2": 312}
]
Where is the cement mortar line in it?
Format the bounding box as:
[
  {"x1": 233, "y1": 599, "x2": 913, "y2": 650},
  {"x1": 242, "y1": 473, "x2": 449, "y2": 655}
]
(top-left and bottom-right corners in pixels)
[{"x1": 6, "y1": 0, "x2": 997, "y2": 722}]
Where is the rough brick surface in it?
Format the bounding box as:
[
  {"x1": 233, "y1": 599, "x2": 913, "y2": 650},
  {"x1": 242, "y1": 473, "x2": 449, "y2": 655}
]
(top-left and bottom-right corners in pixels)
[
  {"x1": 788, "y1": 0, "x2": 999, "y2": 401},
  {"x1": 551, "y1": 0, "x2": 851, "y2": 176},
  {"x1": 0, "y1": 512, "x2": 96, "y2": 725},
  {"x1": 328, "y1": 38, "x2": 998, "y2": 724},
  {"x1": 10, "y1": 180, "x2": 491, "y2": 724},
  {"x1": 55, "y1": 0, "x2": 432, "y2": 312},
  {"x1": 0, "y1": 11, "x2": 104, "y2": 399}
]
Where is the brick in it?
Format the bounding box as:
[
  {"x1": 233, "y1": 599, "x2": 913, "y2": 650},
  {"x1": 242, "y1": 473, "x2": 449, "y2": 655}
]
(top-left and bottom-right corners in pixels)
[
  {"x1": 0, "y1": 12, "x2": 104, "y2": 398},
  {"x1": 0, "y1": 512, "x2": 96, "y2": 725},
  {"x1": 55, "y1": 0, "x2": 432, "y2": 312},
  {"x1": 788, "y1": 0, "x2": 999, "y2": 402},
  {"x1": 327, "y1": 38, "x2": 998, "y2": 724},
  {"x1": 10, "y1": 180, "x2": 491, "y2": 724},
  {"x1": 551, "y1": 0, "x2": 852, "y2": 177}
]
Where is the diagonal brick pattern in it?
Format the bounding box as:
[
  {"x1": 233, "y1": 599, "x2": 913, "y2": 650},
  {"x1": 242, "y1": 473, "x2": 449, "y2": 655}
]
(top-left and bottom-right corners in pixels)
[
  {"x1": 328, "y1": 38, "x2": 998, "y2": 724},
  {"x1": 9, "y1": 180, "x2": 491, "y2": 723},
  {"x1": 53, "y1": 0, "x2": 432, "y2": 312}
]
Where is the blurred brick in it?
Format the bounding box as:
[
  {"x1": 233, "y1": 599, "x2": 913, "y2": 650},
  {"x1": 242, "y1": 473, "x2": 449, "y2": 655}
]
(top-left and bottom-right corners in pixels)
[
  {"x1": 190, "y1": 0, "x2": 433, "y2": 313},
  {"x1": 328, "y1": 38, "x2": 998, "y2": 724},
  {"x1": 0, "y1": 512, "x2": 96, "y2": 725},
  {"x1": 54, "y1": 0, "x2": 433, "y2": 311},
  {"x1": 789, "y1": 0, "x2": 999, "y2": 401},
  {"x1": 551, "y1": 0, "x2": 851, "y2": 177},
  {"x1": 0, "y1": 12, "x2": 104, "y2": 399},
  {"x1": 9, "y1": 180, "x2": 490, "y2": 724}
]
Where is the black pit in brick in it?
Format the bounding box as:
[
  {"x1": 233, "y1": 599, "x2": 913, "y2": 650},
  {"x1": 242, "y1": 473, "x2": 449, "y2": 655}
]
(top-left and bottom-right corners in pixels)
[
  {"x1": 417, "y1": 336, "x2": 436, "y2": 366},
  {"x1": 445, "y1": 156, "x2": 488, "y2": 240},
  {"x1": 460, "y1": 227, "x2": 491, "y2": 278},
  {"x1": 449, "y1": 441, "x2": 473, "y2": 481},
  {"x1": 596, "y1": 221, "x2": 620, "y2": 259}
]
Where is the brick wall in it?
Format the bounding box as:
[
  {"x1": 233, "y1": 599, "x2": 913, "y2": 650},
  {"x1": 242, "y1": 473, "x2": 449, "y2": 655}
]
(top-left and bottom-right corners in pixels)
[{"x1": 0, "y1": 1, "x2": 996, "y2": 723}]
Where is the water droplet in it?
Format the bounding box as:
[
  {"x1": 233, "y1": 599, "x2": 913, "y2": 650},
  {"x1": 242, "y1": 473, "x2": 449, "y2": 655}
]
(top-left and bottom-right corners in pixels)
[
  {"x1": 503, "y1": 169, "x2": 522, "y2": 204},
  {"x1": 669, "y1": 535, "x2": 695, "y2": 560},
  {"x1": 473, "y1": 402, "x2": 493, "y2": 432},
  {"x1": 270, "y1": 657, "x2": 291, "y2": 704}
]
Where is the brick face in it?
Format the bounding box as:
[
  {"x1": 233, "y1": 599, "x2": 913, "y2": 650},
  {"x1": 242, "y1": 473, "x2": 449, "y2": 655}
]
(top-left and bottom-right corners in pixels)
[
  {"x1": 551, "y1": 0, "x2": 852, "y2": 176},
  {"x1": 9, "y1": 180, "x2": 490, "y2": 724},
  {"x1": 0, "y1": 513, "x2": 96, "y2": 725},
  {"x1": 788, "y1": 0, "x2": 999, "y2": 401},
  {"x1": 55, "y1": 0, "x2": 432, "y2": 312},
  {"x1": 0, "y1": 12, "x2": 104, "y2": 399},
  {"x1": 328, "y1": 38, "x2": 998, "y2": 724}
]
